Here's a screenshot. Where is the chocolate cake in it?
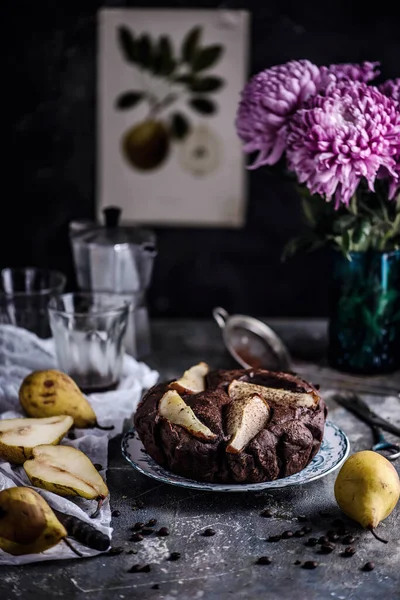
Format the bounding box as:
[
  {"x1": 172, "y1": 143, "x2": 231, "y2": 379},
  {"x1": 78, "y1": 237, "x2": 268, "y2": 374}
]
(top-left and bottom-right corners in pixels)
[{"x1": 134, "y1": 364, "x2": 327, "y2": 484}]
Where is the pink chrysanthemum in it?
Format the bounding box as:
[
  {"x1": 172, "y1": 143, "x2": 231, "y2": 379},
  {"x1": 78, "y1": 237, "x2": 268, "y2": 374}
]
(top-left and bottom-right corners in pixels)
[
  {"x1": 286, "y1": 82, "x2": 400, "y2": 207},
  {"x1": 235, "y1": 59, "x2": 321, "y2": 168},
  {"x1": 321, "y1": 61, "x2": 380, "y2": 84},
  {"x1": 379, "y1": 78, "x2": 400, "y2": 105}
]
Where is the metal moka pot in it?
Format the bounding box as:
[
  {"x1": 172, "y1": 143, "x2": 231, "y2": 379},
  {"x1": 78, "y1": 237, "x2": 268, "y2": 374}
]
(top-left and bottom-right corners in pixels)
[{"x1": 69, "y1": 207, "x2": 157, "y2": 358}]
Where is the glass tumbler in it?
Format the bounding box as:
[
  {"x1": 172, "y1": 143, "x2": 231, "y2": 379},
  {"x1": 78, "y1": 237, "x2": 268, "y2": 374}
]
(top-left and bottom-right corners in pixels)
[
  {"x1": 48, "y1": 292, "x2": 131, "y2": 393},
  {"x1": 0, "y1": 267, "x2": 66, "y2": 338}
]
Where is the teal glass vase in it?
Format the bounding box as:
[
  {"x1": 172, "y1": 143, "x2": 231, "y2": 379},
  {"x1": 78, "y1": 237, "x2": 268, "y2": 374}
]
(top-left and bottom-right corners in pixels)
[{"x1": 328, "y1": 250, "x2": 400, "y2": 374}]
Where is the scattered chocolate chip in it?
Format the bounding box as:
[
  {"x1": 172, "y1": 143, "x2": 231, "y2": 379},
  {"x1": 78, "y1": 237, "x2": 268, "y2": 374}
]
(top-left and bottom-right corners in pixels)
[
  {"x1": 318, "y1": 536, "x2": 329, "y2": 545},
  {"x1": 202, "y1": 528, "x2": 216, "y2": 537},
  {"x1": 67, "y1": 431, "x2": 76, "y2": 440},
  {"x1": 256, "y1": 556, "x2": 272, "y2": 565},
  {"x1": 108, "y1": 546, "x2": 124, "y2": 555},
  {"x1": 306, "y1": 537, "x2": 318, "y2": 547},
  {"x1": 337, "y1": 528, "x2": 350, "y2": 537},
  {"x1": 267, "y1": 535, "x2": 281, "y2": 542},
  {"x1": 147, "y1": 519, "x2": 157, "y2": 527},
  {"x1": 129, "y1": 564, "x2": 151, "y2": 573},
  {"x1": 93, "y1": 464, "x2": 103, "y2": 471},
  {"x1": 282, "y1": 530, "x2": 294, "y2": 539},
  {"x1": 314, "y1": 384, "x2": 321, "y2": 390},
  {"x1": 362, "y1": 561, "x2": 375, "y2": 572},
  {"x1": 294, "y1": 560, "x2": 302, "y2": 565},
  {"x1": 294, "y1": 529, "x2": 305, "y2": 538},
  {"x1": 141, "y1": 527, "x2": 154, "y2": 536},
  {"x1": 302, "y1": 526, "x2": 312, "y2": 534},
  {"x1": 302, "y1": 561, "x2": 318, "y2": 569},
  {"x1": 297, "y1": 515, "x2": 308, "y2": 523},
  {"x1": 328, "y1": 532, "x2": 340, "y2": 542},
  {"x1": 132, "y1": 522, "x2": 144, "y2": 531},
  {"x1": 342, "y1": 535, "x2": 355, "y2": 545},
  {"x1": 260, "y1": 509, "x2": 273, "y2": 518},
  {"x1": 319, "y1": 511, "x2": 331, "y2": 518},
  {"x1": 168, "y1": 552, "x2": 181, "y2": 561},
  {"x1": 320, "y1": 543, "x2": 335, "y2": 554},
  {"x1": 135, "y1": 500, "x2": 145, "y2": 508},
  {"x1": 111, "y1": 510, "x2": 121, "y2": 517},
  {"x1": 152, "y1": 584, "x2": 160, "y2": 590},
  {"x1": 341, "y1": 546, "x2": 356, "y2": 557},
  {"x1": 157, "y1": 527, "x2": 170, "y2": 537},
  {"x1": 130, "y1": 533, "x2": 144, "y2": 542},
  {"x1": 126, "y1": 549, "x2": 137, "y2": 555}
]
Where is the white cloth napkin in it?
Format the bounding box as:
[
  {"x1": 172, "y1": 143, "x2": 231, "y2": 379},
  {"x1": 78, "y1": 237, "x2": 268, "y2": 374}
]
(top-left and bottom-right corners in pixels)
[{"x1": 0, "y1": 324, "x2": 159, "y2": 565}]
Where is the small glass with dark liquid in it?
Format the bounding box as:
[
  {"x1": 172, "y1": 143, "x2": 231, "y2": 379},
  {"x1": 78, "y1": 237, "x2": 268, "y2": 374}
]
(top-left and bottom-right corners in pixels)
[{"x1": 48, "y1": 293, "x2": 131, "y2": 393}]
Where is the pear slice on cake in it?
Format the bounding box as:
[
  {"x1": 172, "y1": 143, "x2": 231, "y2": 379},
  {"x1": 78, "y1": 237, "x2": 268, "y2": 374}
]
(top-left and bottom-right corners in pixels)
[
  {"x1": 0, "y1": 416, "x2": 73, "y2": 464},
  {"x1": 226, "y1": 392, "x2": 270, "y2": 454},
  {"x1": 158, "y1": 389, "x2": 217, "y2": 441},
  {"x1": 227, "y1": 380, "x2": 319, "y2": 409},
  {"x1": 169, "y1": 362, "x2": 209, "y2": 394},
  {"x1": 24, "y1": 445, "x2": 109, "y2": 518}
]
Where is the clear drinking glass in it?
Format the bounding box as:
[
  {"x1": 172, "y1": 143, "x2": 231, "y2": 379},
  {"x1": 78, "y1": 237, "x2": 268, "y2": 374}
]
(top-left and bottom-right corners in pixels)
[
  {"x1": 48, "y1": 292, "x2": 131, "y2": 393},
  {"x1": 0, "y1": 267, "x2": 66, "y2": 338}
]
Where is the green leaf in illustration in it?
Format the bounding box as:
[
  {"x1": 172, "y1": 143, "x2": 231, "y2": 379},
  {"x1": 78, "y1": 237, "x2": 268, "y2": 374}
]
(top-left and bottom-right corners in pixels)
[
  {"x1": 170, "y1": 112, "x2": 190, "y2": 140},
  {"x1": 190, "y1": 76, "x2": 225, "y2": 93},
  {"x1": 191, "y1": 45, "x2": 224, "y2": 73},
  {"x1": 117, "y1": 26, "x2": 137, "y2": 63},
  {"x1": 153, "y1": 36, "x2": 176, "y2": 76},
  {"x1": 137, "y1": 33, "x2": 153, "y2": 69},
  {"x1": 189, "y1": 97, "x2": 216, "y2": 115},
  {"x1": 181, "y1": 26, "x2": 202, "y2": 63},
  {"x1": 173, "y1": 74, "x2": 194, "y2": 85},
  {"x1": 115, "y1": 91, "x2": 144, "y2": 110}
]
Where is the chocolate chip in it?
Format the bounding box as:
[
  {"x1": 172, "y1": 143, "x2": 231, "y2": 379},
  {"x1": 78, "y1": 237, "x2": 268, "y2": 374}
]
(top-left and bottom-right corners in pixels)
[
  {"x1": 362, "y1": 561, "x2": 375, "y2": 572},
  {"x1": 282, "y1": 530, "x2": 293, "y2": 539},
  {"x1": 93, "y1": 464, "x2": 103, "y2": 471},
  {"x1": 320, "y1": 543, "x2": 335, "y2": 554},
  {"x1": 157, "y1": 527, "x2": 170, "y2": 537},
  {"x1": 342, "y1": 535, "x2": 355, "y2": 545},
  {"x1": 302, "y1": 561, "x2": 318, "y2": 569},
  {"x1": 67, "y1": 431, "x2": 76, "y2": 440},
  {"x1": 126, "y1": 549, "x2": 137, "y2": 555},
  {"x1": 318, "y1": 536, "x2": 329, "y2": 545},
  {"x1": 341, "y1": 546, "x2": 356, "y2": 557},
  {"x1": 108, "y1": 546, "x2": 124, "y2": 555},
  {"x1": 294, "y1": 530, "x2": 305, "y2": 538},
  {"x1": 152, "y1": 584, "x2": 160, "y2": 589},
  {"x1": 111, "y1": 510, "x2": 121, "y2": 517},
  {"x1": 141, "y1": 527, "x2": 154, "y2": 536},
  {"x1": 147, "y1": 519, "x2": 157, "y2": 527},
  {"x1": 306, "y1": 537, "x2": 318, "y2": 547},
  {"x1": 260, "y1": 509, "x2": 273, "y2": 518},
  {"x1": 328, "y1": 532, "x2": 340, "y2": 542},
  {"x1": 256, "y1": 556, "x2": 272, "y2": 565},
  {"x1": 168, "y1": 552, "x2": 181, "y2": 561},
  {"x1": 129, "y1": 563, "x2": 151, "y2": 573},
  {"x1": 294, "y1": 560, "x2": 302, "y2": 565},
  {"x1": 267, "y1": 535, "x2": 281, "y2": 542},
  {"x1": 297, "y1": 515, "x2": 308, "y2": 523},
  {"x1": 132, "y1": 522, "x2": 144, "y2": 531},
  {"x1": 302, "y1": 526, "x2": 312, "y2": 534},
  {"x1": 130, "y1": 533, "x2": 144, "y2": 542},
  {"x1": 136, "y1": 500, "x2": 145, "y2": 508},
  {"x1": 337, "y1": 528, "x2": 350, "y2": 537},
  {"x1": 202, "y1": 528, "x2": 216, "y2": 537},
  {"x1": 314, "y1": 384, "x2": 321, "y2": 390}
]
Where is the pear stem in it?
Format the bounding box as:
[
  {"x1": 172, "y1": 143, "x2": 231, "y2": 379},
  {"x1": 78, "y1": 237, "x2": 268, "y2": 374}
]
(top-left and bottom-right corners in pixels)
[
  {"x1": 368, "y1": 526, "x2": 388, "y2": 544},
  {"x1": 90, "y1": 496, "x2": 105, "y2": 519},
  {"x1": 63, "y1": 537, "x2": 84, "y2": 557},
  {"x1": 95, "y1": 422, "x2": 114, "y2": 431}
]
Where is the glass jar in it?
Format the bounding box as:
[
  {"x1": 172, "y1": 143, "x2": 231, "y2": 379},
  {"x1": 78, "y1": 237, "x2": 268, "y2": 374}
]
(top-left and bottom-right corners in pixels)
[{"x1": 328, "y1": 250, "x2": 400, "y2": 374}]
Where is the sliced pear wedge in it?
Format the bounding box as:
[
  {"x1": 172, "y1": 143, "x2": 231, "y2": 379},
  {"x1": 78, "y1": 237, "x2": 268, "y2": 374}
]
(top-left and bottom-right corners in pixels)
[
  {"x1": 226, "y1": 393, "x2": 270, "y2": 454},
  {"x1": 228, "y1": 380, "x2": 319, "y2": 409},
  {"x1": 158, "y1": 389, "x2": 217, "y2": 441},
  {"x1": 169, "y1": 362, "x2": 209, "y2": 394},
  {"x1": 24, "y1": 445, "x2": 109, "y2": 519},
  {"x1": 0, "y1": 416, "x2": 73, "y2": 465}
]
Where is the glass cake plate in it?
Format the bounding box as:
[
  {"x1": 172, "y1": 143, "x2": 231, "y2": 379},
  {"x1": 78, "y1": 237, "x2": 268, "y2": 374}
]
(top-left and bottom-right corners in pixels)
[{"x1": 121, "y1": 421, "x2": 350, "y2": 492}]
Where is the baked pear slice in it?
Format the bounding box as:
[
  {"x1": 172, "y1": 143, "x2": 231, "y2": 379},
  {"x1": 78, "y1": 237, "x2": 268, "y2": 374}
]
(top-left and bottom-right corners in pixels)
[
  {"x1": 159, "y1": 389, "x2": 217, "y2": 441},
  {"x1": 226, "y1": 393, "x2": 270, "y2": 454},
  {"x1": 169, "y1": 362, "x2": 209, "y2": 394},
  {"x1": 0, "y1": 416, "x2": 73, "y2": 465},
  {"x1": 228, "y1": 380, "x2": 319, "y2": 409}
]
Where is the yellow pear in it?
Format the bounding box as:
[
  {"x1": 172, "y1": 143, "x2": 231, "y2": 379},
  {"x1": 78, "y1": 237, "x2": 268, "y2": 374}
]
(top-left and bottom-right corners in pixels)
[
  {"x1": 169, "y1": 362, "x2": 209, "y2": 394},
  {"x1": 19, "y1": 369, "x2": 111, "y2": 430},
  {"x1": 158, "y1": 390, "x2": 217, "y2": 441},
  {"x1": 0, "y1": 487, "x2": 67, "y2": 555},
  {"x1": 334, "y1": 450, "x2": 400, "y2": 543},
  {"x1": 0, "y1": 416, "x2": 73, "y2": 464},
  {"x1": 24, "y1": 445, "x2": 109, "y2": 518}
]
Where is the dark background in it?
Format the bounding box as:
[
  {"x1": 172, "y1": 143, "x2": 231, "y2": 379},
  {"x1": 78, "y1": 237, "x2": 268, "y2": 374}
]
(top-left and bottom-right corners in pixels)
[{"x1": 4, "y1": 1, "x2": 400, "y2": 318}]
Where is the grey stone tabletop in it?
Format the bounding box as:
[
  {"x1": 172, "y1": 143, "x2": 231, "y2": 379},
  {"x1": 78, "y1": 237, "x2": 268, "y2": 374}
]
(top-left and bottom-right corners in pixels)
[{"x1": 1, "y1": 318, "x2": 400, "y2": 600}]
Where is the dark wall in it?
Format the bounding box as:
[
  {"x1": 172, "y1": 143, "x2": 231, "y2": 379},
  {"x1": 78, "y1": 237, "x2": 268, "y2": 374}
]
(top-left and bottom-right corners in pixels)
[{"x1": 4, "y1": 1, "x2": 400, "y2": 318}]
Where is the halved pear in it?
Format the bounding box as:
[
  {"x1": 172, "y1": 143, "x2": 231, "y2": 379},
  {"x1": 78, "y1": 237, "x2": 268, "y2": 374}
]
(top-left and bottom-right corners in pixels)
[
  {"x1": 226, "y1": 393, "x2": 270, "y2": 454},
  {"x1": 228, "y1": 380, "x2": 319, "y2": 409},
  {"x1": 24, "y1": 445, "x2": 109, "y2": 518},
  {"x1": 0, "y1": 416, "x2": 73, "y2": 465},
  {"x1": 169, "y1": 362, "x2": 209, "y2": 394},
  {"x1": 158, "y1": 389, "x2": 217, "y2": 441}
]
